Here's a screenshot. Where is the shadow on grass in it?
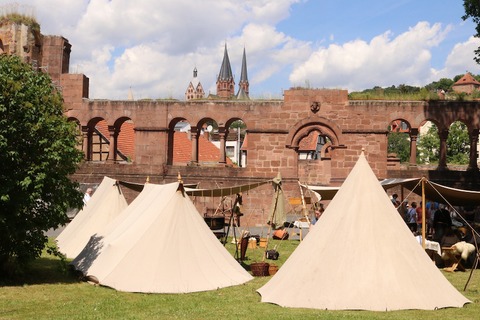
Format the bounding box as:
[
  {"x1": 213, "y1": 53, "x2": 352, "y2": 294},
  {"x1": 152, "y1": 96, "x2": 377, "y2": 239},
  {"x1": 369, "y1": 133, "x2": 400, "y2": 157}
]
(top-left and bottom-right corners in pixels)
[{"x1": 0, "y1": 256, "x2": 81, "y2": 287}]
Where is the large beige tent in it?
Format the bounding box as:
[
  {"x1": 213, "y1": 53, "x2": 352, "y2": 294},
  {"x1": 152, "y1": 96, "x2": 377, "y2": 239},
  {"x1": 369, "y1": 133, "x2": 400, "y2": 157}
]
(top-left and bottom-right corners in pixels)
[
  {"x1": 257, "y1": 152, "x2": 470, "y2": 311},
  {"x1": 72, "y1": 181, "x2": 253, "y2": 293},
  {"x1": 56, "y1": 176, "x2": 128, "y2": 259}
]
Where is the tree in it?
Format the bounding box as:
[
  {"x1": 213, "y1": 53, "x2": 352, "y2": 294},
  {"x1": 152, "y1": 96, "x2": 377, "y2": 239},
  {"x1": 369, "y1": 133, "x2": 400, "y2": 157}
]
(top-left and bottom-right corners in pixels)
[
  {"x1": 463, "y1": 0, "x2": 480, "y2": 63},
  {"x1": 387, "y1": 132, "x2": 410, "y2": 163},
  {"x1": 425, "y1": 78, "x2": 454, "y2": 92},
  {"x1": 0, "y1": 55, "x2": 84, "y2": 275},
  {"x1": 417, "y1": 121, "x2": 470, "y2": 165},
  {"x1": 417, "y1": 124, "x2": 439, "y2": 164},
  {"x1": 447, "y1": 121, "x2": 470, "y2": 164}
]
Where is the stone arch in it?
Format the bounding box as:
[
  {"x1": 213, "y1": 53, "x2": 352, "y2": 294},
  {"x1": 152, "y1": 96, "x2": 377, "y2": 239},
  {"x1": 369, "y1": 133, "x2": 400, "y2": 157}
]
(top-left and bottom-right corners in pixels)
[
  {"x1": 167, "y1": 117, "x2": 189, "y2": 165},
  {"x1": 67, "y1": 117, "x2": 83, "y2": 153},
  {"x1": 84, "y1": 117, "x2": 109, "y2": 161},
  {"x1": 387, "y1": 118, "x2": 412, "y2": 165},
  {"x1": 195, "y1": 117, "x2": 222, "y2": 165},
  {"x1": 112, "y1": 117, "x2": 135, "y2": 162},
  {"x1": 446, "y1": 119, "x2": 472, "y2": 168},
  {"x1": 225, "y1": 117, "x2": 247, "y2": 167},
  {"x1": 285, "y1": 116, "x2": 344, "y2": 149},
  {"x1": 388, "y1": 118, "x2": 410, "y2": 132}
]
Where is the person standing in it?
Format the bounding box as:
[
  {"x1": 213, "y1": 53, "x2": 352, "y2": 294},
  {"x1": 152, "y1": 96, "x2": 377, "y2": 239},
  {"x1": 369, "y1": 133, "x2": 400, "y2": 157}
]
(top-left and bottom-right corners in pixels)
[
  {"x1": 83, "y1": 188, "x2": 93, "y2": 205},
  {"x1": 416, "y1": 201, "x2": 423, "y2": 233},
  {"x1": 406, "y1": 202, "x2": 418, "y2": 232},
  {"x1": 311, "y1": 208, "x2": 323, "y2": 225},
  {"x1": 391, "y1": 193, "x2": 399, "y2": 206},
  {"x1": 433, "y1": 204, "x2": 452, "y2": 243}
]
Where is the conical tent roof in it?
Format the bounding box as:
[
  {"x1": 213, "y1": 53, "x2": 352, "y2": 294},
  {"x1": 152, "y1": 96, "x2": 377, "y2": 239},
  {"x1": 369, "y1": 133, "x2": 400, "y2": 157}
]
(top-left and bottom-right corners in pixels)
[
  {"x1": 56, "y1": 176, "x2": 128, "y2": 259},
  {"x1": 257, "y1": 152, "x2": 470, "y2": 311},
  {"x1": 72, "y1": 182, "x2": 252, "y2": 293}
]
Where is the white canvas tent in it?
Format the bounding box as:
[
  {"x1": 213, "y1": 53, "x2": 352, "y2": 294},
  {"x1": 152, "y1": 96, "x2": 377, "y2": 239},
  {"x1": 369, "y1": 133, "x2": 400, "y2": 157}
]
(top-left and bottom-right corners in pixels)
[
  {"x1": 56, "y1": 176, "x2": 128, "y2": 259},
  {"x1": 72, "y1": 181, "x2": 253, "y2": 293},
  {"x1": 257, "y1": 152, "x2": 470, "y2": 311}
]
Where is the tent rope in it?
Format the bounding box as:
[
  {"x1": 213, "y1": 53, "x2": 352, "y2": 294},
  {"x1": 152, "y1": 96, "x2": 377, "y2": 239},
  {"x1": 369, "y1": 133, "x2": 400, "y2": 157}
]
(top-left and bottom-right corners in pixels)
[
  {"x1": 424, "y1": 180, "x2": 480, "y2": 240},
  {"x1": 394, "y1": 178, "x2": 423, "y2": 211},
  {"x1": 423, "y1": 179, "x2": 480, "y2": 292}
]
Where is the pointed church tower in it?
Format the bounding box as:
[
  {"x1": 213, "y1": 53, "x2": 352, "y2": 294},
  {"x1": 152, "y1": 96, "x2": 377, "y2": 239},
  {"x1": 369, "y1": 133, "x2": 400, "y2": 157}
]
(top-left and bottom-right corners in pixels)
[
  {"x1": 236, "y1": 47, "x2": 249, "y2": 100},
  {"x1": 185, "y1": 67, "x2": 205, "y2": 100},
  {"x1": 216, "y1": 44, "x2": 235, "y2": 99}
]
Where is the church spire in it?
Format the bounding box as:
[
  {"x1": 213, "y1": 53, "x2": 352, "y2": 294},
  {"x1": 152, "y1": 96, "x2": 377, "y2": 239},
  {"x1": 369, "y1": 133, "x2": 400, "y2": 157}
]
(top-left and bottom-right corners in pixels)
[
  {"x1": 216, "y1": 43, "x2": 235, "y2": 98},
  {"x1": 237, "y1": 47, "x2": 249, "y2": 99},
  {"x1": 185, "y1": 67, "x2": 205, "y2": 101}
]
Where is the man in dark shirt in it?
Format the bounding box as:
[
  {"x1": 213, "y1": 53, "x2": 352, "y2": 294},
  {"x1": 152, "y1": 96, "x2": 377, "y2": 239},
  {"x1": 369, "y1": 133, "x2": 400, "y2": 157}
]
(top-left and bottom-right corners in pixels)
[{"x1": 433, "y1": 204, "x2": 452, "y2": 243}]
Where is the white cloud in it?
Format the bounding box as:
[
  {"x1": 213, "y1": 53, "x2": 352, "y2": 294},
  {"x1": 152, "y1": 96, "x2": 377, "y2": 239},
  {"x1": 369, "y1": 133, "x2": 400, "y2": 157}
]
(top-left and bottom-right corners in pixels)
[
  {"x1": 7, "y1": 0, "x2": 480, "y2": 98},
  {"x1": 430, "y1": 36, "x2": 480, "y2": 80},
  {"x1": 289, "y1": 22, "x2": 454, "y2": 90}
]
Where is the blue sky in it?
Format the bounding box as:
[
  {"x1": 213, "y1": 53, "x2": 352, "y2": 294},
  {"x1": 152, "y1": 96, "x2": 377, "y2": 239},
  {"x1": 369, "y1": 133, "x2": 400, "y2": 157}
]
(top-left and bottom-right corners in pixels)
[
  {"x1": 7, "y1": 0, "x2": 480, "y2": 100},
  {"x1": 278, "y1": 1, "x2": 471, "y2": 67}
]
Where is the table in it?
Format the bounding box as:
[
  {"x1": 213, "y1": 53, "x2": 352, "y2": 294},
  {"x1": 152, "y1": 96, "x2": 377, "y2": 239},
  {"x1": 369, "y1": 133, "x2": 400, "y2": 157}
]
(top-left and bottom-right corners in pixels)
[{"x1": 415, "y1": 236, "x2": 442, "y2": 256}]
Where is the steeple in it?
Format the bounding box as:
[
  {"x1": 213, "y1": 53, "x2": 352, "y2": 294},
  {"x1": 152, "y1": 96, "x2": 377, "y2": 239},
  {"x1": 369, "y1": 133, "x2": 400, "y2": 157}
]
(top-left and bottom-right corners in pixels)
[
  {"x1": 185, "y1": 67, "x2": 205, "y2": 100},
  {"x1": 237, "y1": 47, "x2": 249, "y2": 100},
  {"x1": 216, "y1": 43, "x2": 235, "y2": 98}
]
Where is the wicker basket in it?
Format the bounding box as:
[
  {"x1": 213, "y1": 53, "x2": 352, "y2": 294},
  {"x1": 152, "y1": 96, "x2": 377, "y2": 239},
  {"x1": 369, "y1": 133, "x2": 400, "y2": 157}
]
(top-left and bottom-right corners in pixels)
[
  {"x1": 250, "y1": 262, "x2": 270, "y2": 276},
  {"x1": 268, "y1": 264, "x2": 278, "y2": 276}
]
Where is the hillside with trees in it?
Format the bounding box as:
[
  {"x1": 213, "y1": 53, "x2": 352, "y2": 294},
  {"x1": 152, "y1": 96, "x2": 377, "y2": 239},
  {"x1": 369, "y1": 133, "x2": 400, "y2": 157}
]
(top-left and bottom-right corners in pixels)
[{"x1": 348, "y1": 74, "x2": 480, "y2": 100}]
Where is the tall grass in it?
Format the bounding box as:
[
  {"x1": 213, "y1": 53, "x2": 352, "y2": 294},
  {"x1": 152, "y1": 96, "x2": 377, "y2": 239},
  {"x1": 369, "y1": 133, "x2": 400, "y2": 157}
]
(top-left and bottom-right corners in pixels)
[{"x1": 348, "y1": 90, "x2": 441, "y2": 101}]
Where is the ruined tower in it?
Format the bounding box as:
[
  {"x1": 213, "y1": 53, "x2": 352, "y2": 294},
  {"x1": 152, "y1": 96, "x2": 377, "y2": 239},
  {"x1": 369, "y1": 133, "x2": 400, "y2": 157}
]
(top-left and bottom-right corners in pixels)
[
  {"x1": 0, "y1": 11, "x2": 88, "y2": 107},
  {"x1": 0, "y1": 13, "x2": 42, "y2": 67}
]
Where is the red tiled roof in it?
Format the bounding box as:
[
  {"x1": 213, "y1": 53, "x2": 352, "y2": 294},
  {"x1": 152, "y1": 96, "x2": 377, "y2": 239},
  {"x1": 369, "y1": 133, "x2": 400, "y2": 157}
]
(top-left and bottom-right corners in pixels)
[
  {"x1": 95, "y1": 120, "x2": 135, "y2": 161},
  {"x1": 173, "y1": 132, "x2": 234, "y2": 165},
  {"x1": 93, "y1": 122, "x2": 232, "y2": 165},
  {"x1": 453, "y1": 73, "x2": 480, "y2": 86},
  {"x1": 118, "y1": 121, "x2": 135, "y2": 160},
  {"x1": 240, "y1": 134, "x2": 248, "y2": 150}
]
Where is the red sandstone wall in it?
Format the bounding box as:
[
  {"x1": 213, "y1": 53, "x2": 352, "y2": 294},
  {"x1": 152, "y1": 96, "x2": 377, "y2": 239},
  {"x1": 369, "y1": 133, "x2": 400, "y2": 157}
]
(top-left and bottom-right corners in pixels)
[
  {"x1": 42, "y1": 36, "x2": 69, "y2": 83},
  {"x1": 61, "y1": 74, "x2": 89, "y2": 109},
  {"x1": 67, "y1": 90, "x2": 480, "y2": 226}
]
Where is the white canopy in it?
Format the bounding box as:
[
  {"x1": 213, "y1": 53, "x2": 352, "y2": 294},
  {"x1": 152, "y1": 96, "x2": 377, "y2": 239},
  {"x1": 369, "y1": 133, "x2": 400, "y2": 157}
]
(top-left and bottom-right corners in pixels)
[
  {"x1": 258, "y1": 152, "x2": 470, "y2": 311},
  {"x1": 305, "y1": 177, "x2": 480, "y2": 206},
  {"x1": 72, "y1": 182, "x2": 252, "y2": 293},
  {"x1": 56, "y1": 176, "x2": 128, "y2": 259}
]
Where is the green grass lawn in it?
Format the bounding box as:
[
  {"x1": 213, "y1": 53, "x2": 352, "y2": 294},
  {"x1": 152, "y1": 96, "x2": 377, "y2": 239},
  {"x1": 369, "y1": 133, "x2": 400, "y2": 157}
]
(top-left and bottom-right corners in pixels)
[{"x1": 1, "y1": 238, "x2": 479, "y2": 320}]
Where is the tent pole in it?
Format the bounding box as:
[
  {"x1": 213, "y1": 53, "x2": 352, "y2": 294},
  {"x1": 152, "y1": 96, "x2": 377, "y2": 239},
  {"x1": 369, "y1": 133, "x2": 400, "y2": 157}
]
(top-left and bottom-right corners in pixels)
[
  {"x1": 298, "y1": 181, "x2": 311, "y2": 225},
  {"x1": 422, "y1": 177, "x2": 426, "y2": 249},
  {"x1": 263, "y1": 183, "x2": 280, "y2": 262},
  {"x1": 464, "y1": 234, "x2": 479, "y2": 291}
]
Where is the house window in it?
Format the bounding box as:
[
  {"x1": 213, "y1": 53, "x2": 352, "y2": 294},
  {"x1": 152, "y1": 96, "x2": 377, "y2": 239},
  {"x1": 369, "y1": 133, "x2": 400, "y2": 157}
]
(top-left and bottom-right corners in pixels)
[{"x1": 226, "y1": 146, "x2": 235, "y2": 158}]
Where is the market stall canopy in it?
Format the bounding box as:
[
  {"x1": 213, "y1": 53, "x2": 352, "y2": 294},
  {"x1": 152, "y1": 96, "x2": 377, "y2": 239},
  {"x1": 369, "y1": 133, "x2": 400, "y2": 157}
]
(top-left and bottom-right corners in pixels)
[
  {"x1": 185, "y1": 180, "x2": 270, "y2": 197},
  {"x1": 118, "y1": 178, "x2": 269, "y2": 197},
  {"x1": 304, "y1": 177, "x2": 480, "y2": 206}
]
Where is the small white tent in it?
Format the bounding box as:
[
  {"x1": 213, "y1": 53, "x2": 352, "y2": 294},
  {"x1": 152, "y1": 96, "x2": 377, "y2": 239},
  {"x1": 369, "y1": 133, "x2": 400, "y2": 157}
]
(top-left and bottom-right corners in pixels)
[
  {"x1": 56, "y1": 176, "x2": 128, "y2": 259},
  {"x1": 72, "y1": 181, "x2": 253, "y2": 293},
  {"x1": 257, "y1": 152, "x2": 470, "y2": 311}
]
